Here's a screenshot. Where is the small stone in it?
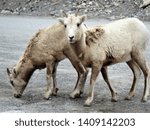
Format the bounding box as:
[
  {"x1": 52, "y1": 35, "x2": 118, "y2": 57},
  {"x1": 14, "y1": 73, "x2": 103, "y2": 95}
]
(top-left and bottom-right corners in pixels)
[
  {"x1": 23, "y1": 7, "x2": 26, "y2": 11},
  {"x1": 110, "y1": 16, "x2": 116, "y2": 20},
  {"x1": 82, "y1": 3, "x2": 86, "y2": 6},
  {"x1": 89, "y1": 1, "x2": 93, "y2": 5},
  {"x1": 13, "y1": 11, "x2": 20, "y2": 15},
  {"x1": 106, "y1": 9, "x2": 112, "y2": 14},
  {"x1": 1, "y1": 9, "x2": 12, "y2": 14},
  {"x1": 84, "y1": 9, "x2": 88, "y2": 13},
  {"x1": 113, "y1": 2, "x2": 119, "y2": 6}
]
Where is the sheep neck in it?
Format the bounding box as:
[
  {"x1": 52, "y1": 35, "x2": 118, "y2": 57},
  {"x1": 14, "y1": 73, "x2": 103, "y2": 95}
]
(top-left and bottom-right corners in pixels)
[
  {"x1": 72, "y1": 34, "x2": 86, "y2": 57},
  {"x1": 16, "y1": 59, "x2": 36, "y2": 83}
]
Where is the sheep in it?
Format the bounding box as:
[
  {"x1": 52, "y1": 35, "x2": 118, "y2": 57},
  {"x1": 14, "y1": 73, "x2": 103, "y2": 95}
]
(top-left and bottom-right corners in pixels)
[
  {"x1": 84, "y1": 18, "x2": 150, "y2": 106},
  {"x1": 58, "y1": 11, "x2": 119, "y2": 102},
  {"x1": 7, "y1": 18, "x2": 86, "y2": 99},
  {"x1": 60, "y1": 17, "x2": 150, "y2": 106}
]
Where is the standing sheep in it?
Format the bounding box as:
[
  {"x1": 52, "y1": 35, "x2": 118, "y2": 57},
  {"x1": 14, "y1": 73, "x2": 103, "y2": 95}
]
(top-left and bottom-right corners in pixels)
[
  {"x1": 7, "y1": 19, "x2": 86, "y2": 99},
  {"x1": 58, "y1": 12, "x2": 118, "y2": 101},
  {"x1": 60, "y1": 17, "x2": 150, "y2": 106},
  {"x1": 84, "y1": 18, "x2": 150, "y2": 106}
]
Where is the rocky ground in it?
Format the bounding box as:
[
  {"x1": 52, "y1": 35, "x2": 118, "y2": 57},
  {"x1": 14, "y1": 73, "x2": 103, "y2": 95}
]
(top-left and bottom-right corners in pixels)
[{"x1": 0, "y1": 0, "x2": 150, "y2": 21}]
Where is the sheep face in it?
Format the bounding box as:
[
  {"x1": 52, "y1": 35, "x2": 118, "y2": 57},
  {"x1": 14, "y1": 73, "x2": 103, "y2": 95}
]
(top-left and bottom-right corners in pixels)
[
  {"x1": 59, "y1": 14, "x2": 86, "y2": 43},
  {"x1": 7, "y1": 67, "x2": 27, "y2": 98}
]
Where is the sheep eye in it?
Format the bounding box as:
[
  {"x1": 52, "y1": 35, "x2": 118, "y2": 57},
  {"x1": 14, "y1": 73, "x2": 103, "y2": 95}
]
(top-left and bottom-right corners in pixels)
[
  {"x1": 64, "y1": 24, "x2": 67, "y2": 28},
  {"x1": 77, "y1": 23, "x2": 80, "y2": 27}
]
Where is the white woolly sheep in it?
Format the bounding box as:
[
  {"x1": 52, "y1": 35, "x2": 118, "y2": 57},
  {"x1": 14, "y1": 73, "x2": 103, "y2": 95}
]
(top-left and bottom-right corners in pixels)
[
  {"x1": 58, "y1": 12, "x2": 119, "y2": 102},
  {"x1": 61, "y1": 17, "x2": 150, "y2": 106}
]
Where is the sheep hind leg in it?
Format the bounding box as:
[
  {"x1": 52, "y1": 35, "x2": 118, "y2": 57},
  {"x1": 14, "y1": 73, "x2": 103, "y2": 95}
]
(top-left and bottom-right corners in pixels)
[
  {"x1": 132, "y1": 52, "x2": 150, "y2": 102},
  {"x1": 101, "y1": 67, "x2": 117, "y2": 102},
  {"x1": 70, "y1": 69, "x2": 89, "y2": 98},
  {"x1": 84, "y1": 64, "x2": 102, "y2": 106},
  {"x1": 52, "y1": 62, "x2": 59, "y2": 96},
  {"x1": 125, "y1": 60, "x2": 141, "y2": 100}
]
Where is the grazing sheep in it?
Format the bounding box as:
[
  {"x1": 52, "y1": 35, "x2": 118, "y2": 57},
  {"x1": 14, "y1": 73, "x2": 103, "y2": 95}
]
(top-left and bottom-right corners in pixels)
[
  {"x1": 7, "y1": 21, "x2": 86, "y2": 99},
  {"x1": 61, "y1": 17, "x2": 150, "y2": 106}
]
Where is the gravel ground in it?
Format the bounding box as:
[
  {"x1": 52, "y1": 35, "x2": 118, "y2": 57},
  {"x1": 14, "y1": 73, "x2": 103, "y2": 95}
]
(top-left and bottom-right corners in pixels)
[
  {"x1": 0, "y1": 16, "x2": 150, "y2": 113},
  {"x1": 0, "y1": 0, "x2": 150, "y2": 21}
]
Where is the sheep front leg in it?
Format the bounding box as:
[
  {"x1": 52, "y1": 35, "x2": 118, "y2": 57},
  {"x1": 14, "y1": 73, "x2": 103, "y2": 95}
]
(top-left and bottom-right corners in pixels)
[
  {"x1": 63, "y1": 45, "x2": 86, "y2": 75},
  {"x1": 44, "y1": 62, "x2": 54, "y2": 100},
  {"x1": 84, "y1": 64, "x2": 102, "y2": 106},
  {"x1": 63, "y1": 45, "x2": 86, "y2": 97},
  {"x1": 70, "y1": 69, "x2": 89, "y2": 98}
]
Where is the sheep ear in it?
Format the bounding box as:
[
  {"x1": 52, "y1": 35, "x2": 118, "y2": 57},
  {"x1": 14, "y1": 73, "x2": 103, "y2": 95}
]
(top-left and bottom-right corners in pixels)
[
  {"x1": 58, "y1": 18, "x2": 64, "y2": 24},
  {"x1": 7, "y1": 68, "x2": 11, "y2": 75},
  {"x1": 13, "y1": 68, "x2": 17, "y2": 75},
  {"x1": 79, "y1": 15, "x2": 87, "y2": 23}
]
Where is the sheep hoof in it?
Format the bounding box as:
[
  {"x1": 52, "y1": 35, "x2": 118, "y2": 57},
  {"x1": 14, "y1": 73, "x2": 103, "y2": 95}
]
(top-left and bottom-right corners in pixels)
[
  {"x1": 125, "y1": 96, "x2": 132, "y2": 100},
  {"x1": 84, "y1": 98, "x2": 92, "y2": 107},
  {"x1": 70, "y1": 90, "x2": 81, "y2": 99},
  {"x1": 52, "y1": 88, "x2": 59, "y2": 96},
  {"x1": 141, "y1": 97, "x2": 148, "y2": 102},
  {"x1": 44, "y1": 92, "x2": 52, "y2": 100},
  {"x1": 125, "y1": 93, "x2": 135, "y2": 100},
  {"x1": 84, "y1": 103, "x2": 91, "y2": 107},
  {"x1": 43, "y1": 96, "x2": 50, "y2": 100},
  {"x1": 111, "y1": 98, "x2": 117, "y2": 102},
  {"x1": 70, "y1": 93, "x2": 81, "y2": 99}
]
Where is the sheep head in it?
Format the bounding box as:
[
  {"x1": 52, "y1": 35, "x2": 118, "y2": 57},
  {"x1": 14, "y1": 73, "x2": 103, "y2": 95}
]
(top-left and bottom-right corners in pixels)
[
  {"x1": 58, "y1": 10, "x2": 86, "y2": 43},
  {"x1": 7, "y1": 67, "x2": 27, "y2": 98}
]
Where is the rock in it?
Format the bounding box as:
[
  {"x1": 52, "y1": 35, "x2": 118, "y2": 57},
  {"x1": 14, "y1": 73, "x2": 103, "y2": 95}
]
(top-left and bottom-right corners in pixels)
[
  {"x1": 113, "y1": 2, "x2": 119, "y2": 6},
  {"x1": 89, "y1": 1, "x2": 93, "y2": 5},
  {"x1": 84, "y1": 9, "x2": 88, "y2": 13},
  {"x1": 82, "y1": 3, "x2": 86, "y2": 6},
  {"x1": 49, "y1": 11, "x2": 55, "y2": 16},
  {"x1": 12, "y1": 11, "x2": 20, "y2": 15},
  {"x1": 22, "y1": 7, "x2": 26, "y2": 11},
  {"x1": 1, "y1": 9, "x2": 13, "y2": 14},
  {"x1": 106, "y1": 9, "x2": 112, "y2": 14}
]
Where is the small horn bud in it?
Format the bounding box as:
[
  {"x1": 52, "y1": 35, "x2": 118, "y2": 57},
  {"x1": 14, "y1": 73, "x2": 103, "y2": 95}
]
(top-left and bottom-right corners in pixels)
[
  {"x1": 61, "y1": 10, "x2": 68, "y2": 17},
  {"x1": 75, "y1": 8, "x2": 80, "y2": 16}
]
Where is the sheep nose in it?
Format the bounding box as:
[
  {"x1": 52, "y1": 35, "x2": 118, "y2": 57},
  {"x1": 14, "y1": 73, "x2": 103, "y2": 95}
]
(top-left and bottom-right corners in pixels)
[
  {"x1": 69, "y1": 36, "x2": 74, "y2": 40},
  {"x1": 14, "y1": 94, "x2": 22, "y2": 98}
]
